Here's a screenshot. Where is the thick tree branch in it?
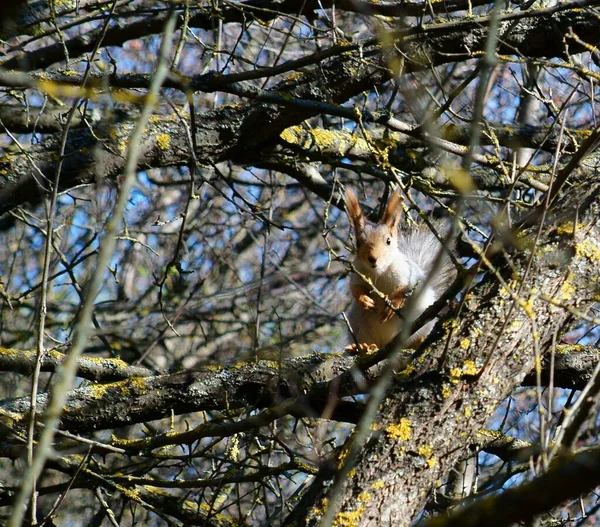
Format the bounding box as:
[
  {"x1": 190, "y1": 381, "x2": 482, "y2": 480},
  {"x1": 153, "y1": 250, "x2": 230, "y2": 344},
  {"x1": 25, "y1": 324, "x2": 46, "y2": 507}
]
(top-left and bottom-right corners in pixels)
[
  {"x1": 0, "y1": 347, "x2": 153, "y2": 381},
  {"x1": 0, "y1": 44, "x2": 387, "y2": 214},
  {"x1": 0, "y1": 353, "x2": 361, "y2": 433},
  {"x1": 522, "y1": 344, "x2": 600, "y2": 390},
  {"x1": 0, "y1": 104, "x2": 101, "y2": 134},
  {"x1": 0, "y1": 339, "x2": 593, "y2": 440},
  {"x1": 426, "y1": 446, "x2": 600, "y2": 527}
]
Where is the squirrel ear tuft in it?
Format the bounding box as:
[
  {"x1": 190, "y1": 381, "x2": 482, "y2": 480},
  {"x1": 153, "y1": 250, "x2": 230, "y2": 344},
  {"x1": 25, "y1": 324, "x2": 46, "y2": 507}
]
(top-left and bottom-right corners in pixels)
[
  {"x1": 381, "y1": 190, "x2": 403, "y2": 229},
  {"x1": 345, "y1": 188, "x2": 364, "y2": 234}
]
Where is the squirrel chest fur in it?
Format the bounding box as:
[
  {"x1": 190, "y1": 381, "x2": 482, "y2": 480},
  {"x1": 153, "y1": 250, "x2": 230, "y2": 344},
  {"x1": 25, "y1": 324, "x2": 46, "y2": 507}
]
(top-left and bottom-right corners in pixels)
[{"x1": 345, "y1": 188, "x2": 456, "y2": 350}]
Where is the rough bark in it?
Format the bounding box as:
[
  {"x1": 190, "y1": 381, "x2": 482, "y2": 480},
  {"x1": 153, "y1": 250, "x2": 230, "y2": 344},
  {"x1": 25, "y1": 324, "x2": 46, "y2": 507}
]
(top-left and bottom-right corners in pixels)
[
  {"x1": 0, "y1": 339, "x2": 593, "y2": 438},
  {"x1": 0, "y1": 352, "x2": 361, "y2": 433}
]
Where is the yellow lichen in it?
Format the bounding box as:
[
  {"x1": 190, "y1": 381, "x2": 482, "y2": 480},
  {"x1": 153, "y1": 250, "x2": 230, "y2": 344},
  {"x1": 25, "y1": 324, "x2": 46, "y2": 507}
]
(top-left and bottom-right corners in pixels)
[
  {"x1": 156, "y1": 133, "x2": 170, "y2": 150},
  {"x1": 310, "y1": 128, "x2": 369, "y2": 155},
  {"x1": 396, "y1": 363, "x2": 415, "y2": 379},
  {"x1": 148, "y1": 112, "x2": 185, "y2": 124},
  {"x1": 462, "y1": 360, "x2": 478, "y2": 376},
  {"x1": 476, "y1": 429, "x2": 503, "y2": 441},
  {"x1": 283, "y1": 71, "x2": 304, "y2": 82},
  {"x1": 280, "y1": 125, "x2": 371, "y2": 157},
  {"x1": 228, "y1": 434, "x2": 239, "y2": 462},
  {"x1": 60, "y1": 69, "x2": 80, "y2": 77},
  {"x1": 576, "y1": 240, "x2": 600, "y2": 262},
  {"x1": 120, "y1": 487, "x2": 140, "y2": 500},
  {"x1": 449, "y1": 360, "x2": 478, "y2": 382},
  {"x1": 356, "y1": 491, "x2": 372, "y2": 503},
  {"x1": 441, "y1": 384, "x2": 451, "y2": 398},
  {"x1": 371, "y1": 480, "x2": 385, "y2": 490},
  {"x1": 82, "y1": 354, "x2": 129, "y2": 368},
  {"x1": 556, "y1": 222, "x2": 585, "y2": 236},
  {"x1": 385, "y1": 418, "x2": 412, "y2": 441},
  {"x1": 449, "y1": 367, "x2": 462, "y2": 383},
  {"x1": 556, "y1": 344, "x2": 583, "y2": 354},
  {"x1": 459, "y1": 338, "x2": 470, "y2": 350},
  {"x1": 86, "y1": 382, "x2": 111, "y2": 400},
  {"x1": 418, "y1": 444, "x2": 433, "y2": 457},
  {"x1": 280, "y1": 125, "x2": 303, "y2": 144},
  {"x1": 337, "y1": 445, "x2": 350, "y2": 468},
  {"x1": 125, "y1": 376, "x2": 149, "y2": 393},
  {"x1": 333, "y1": 506, "x2": 365, "y2": 527},
  {"x1": 418, "y1": 445, "x2": 437, "y2": 468}
]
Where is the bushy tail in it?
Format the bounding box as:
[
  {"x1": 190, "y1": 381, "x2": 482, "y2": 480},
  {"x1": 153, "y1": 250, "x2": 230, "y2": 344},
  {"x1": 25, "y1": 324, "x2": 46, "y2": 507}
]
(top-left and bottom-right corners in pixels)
[{"x1": 398, "y1": 226, "x2": 456, "y2": 296}]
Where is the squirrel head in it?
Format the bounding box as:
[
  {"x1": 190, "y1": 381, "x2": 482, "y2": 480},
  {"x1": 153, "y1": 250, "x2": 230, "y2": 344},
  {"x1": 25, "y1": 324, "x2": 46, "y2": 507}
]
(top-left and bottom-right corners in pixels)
[{"x1": 345, "y1": 188, "x2": 403, "y2": 273}]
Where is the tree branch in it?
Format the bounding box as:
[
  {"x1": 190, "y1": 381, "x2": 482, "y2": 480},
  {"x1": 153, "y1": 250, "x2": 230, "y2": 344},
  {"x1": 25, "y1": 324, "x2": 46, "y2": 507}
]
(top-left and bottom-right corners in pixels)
[
  {"x1": 426, "y1": 446, "x2": 600, "y2": 527},
  {"x1": 0, "y1": 347, "x2": 153, "y2": 381}
]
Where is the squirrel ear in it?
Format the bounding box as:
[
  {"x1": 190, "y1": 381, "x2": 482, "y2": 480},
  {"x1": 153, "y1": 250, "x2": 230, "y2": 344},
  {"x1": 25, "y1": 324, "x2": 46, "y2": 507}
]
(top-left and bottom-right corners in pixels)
[
  {"x1": 381, "y1": 190, "x2": 403, "y2": 229},
  {"x1": 345, "y1": 188, "x2": 364, "y2": 234}
]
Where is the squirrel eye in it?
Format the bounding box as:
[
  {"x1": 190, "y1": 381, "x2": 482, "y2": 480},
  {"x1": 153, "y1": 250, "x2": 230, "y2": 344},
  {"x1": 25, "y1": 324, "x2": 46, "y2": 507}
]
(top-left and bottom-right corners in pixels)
[{"x1": 386, "y1": 237, "x2": 392, "y2": 245}]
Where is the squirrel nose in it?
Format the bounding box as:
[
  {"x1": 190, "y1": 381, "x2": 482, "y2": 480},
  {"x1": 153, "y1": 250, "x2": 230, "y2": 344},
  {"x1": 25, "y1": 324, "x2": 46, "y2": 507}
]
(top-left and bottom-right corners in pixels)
[{"x1": 368, "y1": 256, "x2": 377, "y2": 266}]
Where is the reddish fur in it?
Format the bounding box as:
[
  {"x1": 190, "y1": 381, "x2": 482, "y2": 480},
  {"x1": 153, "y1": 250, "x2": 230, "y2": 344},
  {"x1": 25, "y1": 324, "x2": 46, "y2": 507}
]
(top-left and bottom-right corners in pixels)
[{"x1": 344, "y1": 187, "x2": 454, "y2": 351}]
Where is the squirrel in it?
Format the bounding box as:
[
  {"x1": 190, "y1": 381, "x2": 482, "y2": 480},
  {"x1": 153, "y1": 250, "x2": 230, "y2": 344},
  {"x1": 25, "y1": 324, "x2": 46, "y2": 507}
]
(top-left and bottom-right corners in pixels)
[{"x1": 344, "y1": 188, "x2": 456, "y2": 351}]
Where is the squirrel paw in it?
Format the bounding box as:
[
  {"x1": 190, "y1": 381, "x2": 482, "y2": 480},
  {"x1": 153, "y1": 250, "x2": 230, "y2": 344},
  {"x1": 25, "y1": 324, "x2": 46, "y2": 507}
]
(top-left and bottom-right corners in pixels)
[
  {"x1": 345, "y1": 342, "x2": 379, "y2": 355},
  {"x1": 380, "y1": 291, "x2": 406, "y2": 323},
  {"x1": 357, "y1": 293, "x2": 376, "y2": 311}
]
